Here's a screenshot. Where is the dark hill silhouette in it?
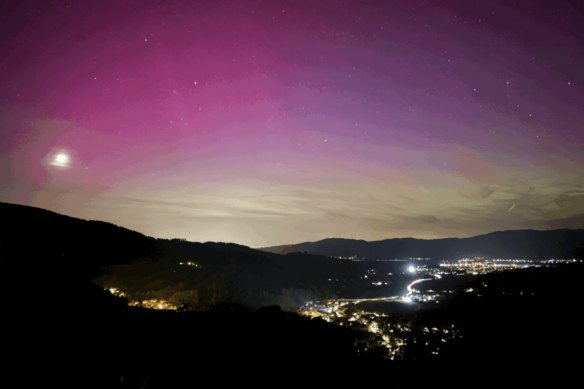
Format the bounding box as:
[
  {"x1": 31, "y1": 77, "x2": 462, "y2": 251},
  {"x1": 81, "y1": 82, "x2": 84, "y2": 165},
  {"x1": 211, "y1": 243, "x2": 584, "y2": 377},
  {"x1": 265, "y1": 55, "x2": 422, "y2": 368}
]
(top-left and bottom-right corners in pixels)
[
  {"x1": 0, "y1": 201, "x2": 273, "y2": 276},
  {"x1": 1, "y1": 201, "x2": 158, "y2": 276},
  {"x1": 0, "y1": 201, "x2": 361, "y2": 307},
  {"x1": 262, "y1": 229, "x2": 584, "y2": 259}
]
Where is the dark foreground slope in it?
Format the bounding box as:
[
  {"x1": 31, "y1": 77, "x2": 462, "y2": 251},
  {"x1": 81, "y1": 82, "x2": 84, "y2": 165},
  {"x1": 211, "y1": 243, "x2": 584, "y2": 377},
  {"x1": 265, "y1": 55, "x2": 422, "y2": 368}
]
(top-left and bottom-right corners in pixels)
[
  {"x1": 1, "y1": 202, "x2": 379, "y2": 384},
  {"x1": 263, "y1": 229, "x2": 584, "y2": 259},
  {"x1": 6, "y1": 281, "x2": 368, "y2": 386}
]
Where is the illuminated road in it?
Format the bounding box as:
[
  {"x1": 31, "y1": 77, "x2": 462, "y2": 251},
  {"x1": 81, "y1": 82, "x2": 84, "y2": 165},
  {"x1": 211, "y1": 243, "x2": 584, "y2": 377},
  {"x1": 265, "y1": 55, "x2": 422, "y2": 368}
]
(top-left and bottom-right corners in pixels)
[
  {"x1": 306, "y1": 273, "x2": 443, "y2": 312},
  {"x1": 404, "y1": 277, "x2": 434, "y2": 301},
  {"x1": 335, "y1": 296, "x2": 401, "y2": 305},
  {"x1": 315, "y1": 275, "x2": 438, "y2": 307}
]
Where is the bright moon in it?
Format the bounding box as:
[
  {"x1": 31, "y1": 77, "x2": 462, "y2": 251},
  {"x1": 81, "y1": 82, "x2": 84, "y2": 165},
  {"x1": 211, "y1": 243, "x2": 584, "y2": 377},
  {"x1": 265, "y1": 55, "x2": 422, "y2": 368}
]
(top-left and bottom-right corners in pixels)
[{"x1": 50, "y1": 151, "x2": 71, "y2": 168}]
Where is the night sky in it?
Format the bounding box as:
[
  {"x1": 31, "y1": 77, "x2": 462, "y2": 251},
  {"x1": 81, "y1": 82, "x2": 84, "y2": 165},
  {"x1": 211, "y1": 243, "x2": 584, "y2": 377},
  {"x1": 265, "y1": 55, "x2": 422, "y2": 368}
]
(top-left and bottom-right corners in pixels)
[{"x1": 1, "y1": 0, "x2": 583, "y2": 247}]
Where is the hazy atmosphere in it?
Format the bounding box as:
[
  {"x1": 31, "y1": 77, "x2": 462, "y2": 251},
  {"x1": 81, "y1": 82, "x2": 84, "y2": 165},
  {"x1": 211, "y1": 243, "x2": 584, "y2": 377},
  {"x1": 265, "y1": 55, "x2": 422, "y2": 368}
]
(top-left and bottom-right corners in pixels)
[{"x1": 1, "y1": 0, "x2": 583, "y2": 246}]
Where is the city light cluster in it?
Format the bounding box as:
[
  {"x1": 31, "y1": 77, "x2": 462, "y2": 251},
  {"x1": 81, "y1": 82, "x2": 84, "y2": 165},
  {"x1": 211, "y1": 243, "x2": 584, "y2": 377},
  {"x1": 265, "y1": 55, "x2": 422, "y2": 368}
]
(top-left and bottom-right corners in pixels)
[
  {"x1": 129, "y1": 299, "x2": 179, "y2": 310},
  {"x1": 299, "y1": 300, "x2": 458, "y2": 359}
]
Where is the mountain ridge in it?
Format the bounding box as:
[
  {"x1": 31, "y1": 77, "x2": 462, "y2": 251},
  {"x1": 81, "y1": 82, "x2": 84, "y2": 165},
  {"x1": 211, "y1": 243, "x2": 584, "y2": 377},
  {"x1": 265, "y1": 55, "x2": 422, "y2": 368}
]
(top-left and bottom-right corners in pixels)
[
  {"x1": 263, "y1": 227, "x2": 582, "y2": 247},
  {"x1": 261, "y1": 228, "x2": 584, "y2": 259},
  {"x1": 2, "y1": 201, "x2": 582, "y2": 264}
]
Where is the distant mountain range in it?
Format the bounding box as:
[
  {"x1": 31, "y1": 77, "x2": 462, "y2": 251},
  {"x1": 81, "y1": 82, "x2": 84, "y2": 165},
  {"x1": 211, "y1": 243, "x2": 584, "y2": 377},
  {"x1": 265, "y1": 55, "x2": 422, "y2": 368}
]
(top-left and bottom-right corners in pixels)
[
  {"x1": 2, "y1": 201, "x2": 583, "y2": 267},
  {"x1": 261, "y1": 229, "x2": 584, "y2": 259}
]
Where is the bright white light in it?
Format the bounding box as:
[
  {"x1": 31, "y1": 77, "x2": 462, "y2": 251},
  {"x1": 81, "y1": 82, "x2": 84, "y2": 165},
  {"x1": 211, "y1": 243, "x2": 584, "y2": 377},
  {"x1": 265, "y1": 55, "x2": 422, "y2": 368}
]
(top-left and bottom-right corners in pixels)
[
  {"x1": 55, "y1": 153, "x2": 68, "y2": 164},
  {"x1": 407, "y1": 265, "x2": 416, "y2": 273},
  {"x1": 50, "y1": 151, "x2": 71, "y2": 168}
]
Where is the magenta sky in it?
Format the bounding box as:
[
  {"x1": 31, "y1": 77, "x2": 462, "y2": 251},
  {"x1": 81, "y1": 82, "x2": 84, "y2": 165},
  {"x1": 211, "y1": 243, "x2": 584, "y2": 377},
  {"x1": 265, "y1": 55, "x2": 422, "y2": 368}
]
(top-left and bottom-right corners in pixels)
[{"x1": 1, "y1": 0, "x2": 583, "y2": 246}]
